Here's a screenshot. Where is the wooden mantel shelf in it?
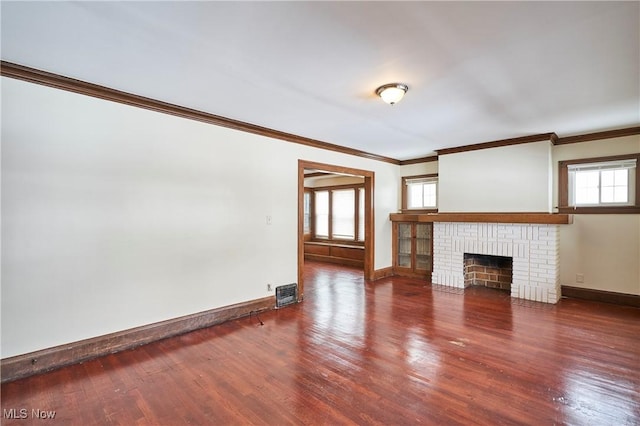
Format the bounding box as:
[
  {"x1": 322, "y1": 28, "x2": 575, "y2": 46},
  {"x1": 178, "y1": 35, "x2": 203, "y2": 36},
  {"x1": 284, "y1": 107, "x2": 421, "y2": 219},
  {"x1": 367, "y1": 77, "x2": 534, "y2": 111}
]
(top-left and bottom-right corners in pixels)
[{"x1": 389, "y1": 212, "x2": 573, "y2": 225}]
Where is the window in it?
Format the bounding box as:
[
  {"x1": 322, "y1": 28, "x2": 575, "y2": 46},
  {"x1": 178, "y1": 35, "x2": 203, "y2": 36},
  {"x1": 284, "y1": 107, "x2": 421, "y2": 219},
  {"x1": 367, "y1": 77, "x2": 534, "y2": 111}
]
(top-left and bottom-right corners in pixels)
[
  {"x1": 332, "y1": 189, "x2": 355, "y2": 239},
  {"x1": 358, "y1": 187, "x2": 365, "y2": 242},
  {"x1": 559, "y1": 154, "x2": 640, "y2": 213},
  {"x1": 402, "y1": 174, "x2": 438, "y2": 212},
  {"x1": 306, "y1": 184, "x2": 365, "y2": 242},
  {"x1": 303, "y1": 190, "x2": 311, "y2": 235},
  {"x1": 314, "y1": 190, "x2": 329, "y2": 238}
]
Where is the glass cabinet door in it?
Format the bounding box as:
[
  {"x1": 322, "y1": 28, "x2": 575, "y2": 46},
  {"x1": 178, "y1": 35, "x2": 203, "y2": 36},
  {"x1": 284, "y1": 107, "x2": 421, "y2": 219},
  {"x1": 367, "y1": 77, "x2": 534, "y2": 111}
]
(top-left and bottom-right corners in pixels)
[
  {"x1": 397, "y1": 223, "x2": 412, "y2": 268},
  {"x1": 414, "y1": 223, "x2": 432, "y2": 272}
]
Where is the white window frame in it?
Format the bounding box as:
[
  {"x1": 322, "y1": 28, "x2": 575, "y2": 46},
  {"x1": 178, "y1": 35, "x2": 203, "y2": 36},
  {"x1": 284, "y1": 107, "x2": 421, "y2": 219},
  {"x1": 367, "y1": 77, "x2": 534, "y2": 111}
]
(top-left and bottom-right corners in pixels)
[{"x1": 567, "y1": 159, "x2": 636, "y2": 207}]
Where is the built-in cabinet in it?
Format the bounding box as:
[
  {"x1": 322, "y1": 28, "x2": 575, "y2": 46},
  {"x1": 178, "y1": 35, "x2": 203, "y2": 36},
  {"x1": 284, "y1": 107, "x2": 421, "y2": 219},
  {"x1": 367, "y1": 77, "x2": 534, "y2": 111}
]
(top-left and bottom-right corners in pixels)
[{"x1": 392, "y1": 220, "x2": 433, "y2": 279}]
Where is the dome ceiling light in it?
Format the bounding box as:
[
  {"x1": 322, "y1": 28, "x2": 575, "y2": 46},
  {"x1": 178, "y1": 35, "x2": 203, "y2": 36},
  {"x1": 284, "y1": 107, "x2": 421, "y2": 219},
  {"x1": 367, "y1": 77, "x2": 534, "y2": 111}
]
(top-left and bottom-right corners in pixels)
[{"x1": 375, "y1": 83, "x2": 408, "y2": 105}]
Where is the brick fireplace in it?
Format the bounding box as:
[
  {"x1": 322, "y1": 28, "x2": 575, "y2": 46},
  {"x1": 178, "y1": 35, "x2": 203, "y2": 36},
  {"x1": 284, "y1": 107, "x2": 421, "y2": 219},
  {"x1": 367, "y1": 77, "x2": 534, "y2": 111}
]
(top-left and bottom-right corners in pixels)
[{"x1": 432, "y1": 222, "x2": 561, "y2": 303}]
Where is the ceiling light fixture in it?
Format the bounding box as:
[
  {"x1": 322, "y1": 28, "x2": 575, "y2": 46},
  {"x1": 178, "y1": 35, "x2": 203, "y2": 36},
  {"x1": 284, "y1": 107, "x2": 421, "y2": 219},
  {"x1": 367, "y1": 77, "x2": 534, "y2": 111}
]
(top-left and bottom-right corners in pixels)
[{"x1": 375, "y1": 83, "x2": 408, "y2": 105}]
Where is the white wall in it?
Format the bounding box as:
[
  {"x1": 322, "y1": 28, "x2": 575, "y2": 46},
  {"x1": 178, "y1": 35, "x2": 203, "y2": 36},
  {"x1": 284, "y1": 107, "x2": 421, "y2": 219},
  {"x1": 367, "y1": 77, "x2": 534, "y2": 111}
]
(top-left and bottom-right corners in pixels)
[
  {"x1": 553, "y1": 135, "x2": 640, "y2": 295},
  {"x1": 0, "y1": 77, "x2": 398, "y2": 358},
  {"x1": 399, "y1": 161, "x2": 438, "y2": 178},
  {"x1": 304, "y1": 175, "x2": 364, "y2": 188},
  {"x1": 438, "y1": 141, "x2": 553, "y2": 212}
]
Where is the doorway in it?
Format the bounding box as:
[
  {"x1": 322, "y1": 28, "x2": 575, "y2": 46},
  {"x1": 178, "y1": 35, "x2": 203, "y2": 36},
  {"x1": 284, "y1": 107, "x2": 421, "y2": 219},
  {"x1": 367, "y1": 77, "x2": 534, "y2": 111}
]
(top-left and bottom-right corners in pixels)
[{"x1": 297, "y1": 160, "x2": 375, "y2": 301}]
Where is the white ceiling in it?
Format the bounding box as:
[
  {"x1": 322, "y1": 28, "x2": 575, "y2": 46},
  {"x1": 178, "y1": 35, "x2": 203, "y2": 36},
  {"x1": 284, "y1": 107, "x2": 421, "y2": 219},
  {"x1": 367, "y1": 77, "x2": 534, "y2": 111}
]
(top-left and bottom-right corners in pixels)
[{"x1": 2, "y1": 1, "x2": 638, "y2": 160}]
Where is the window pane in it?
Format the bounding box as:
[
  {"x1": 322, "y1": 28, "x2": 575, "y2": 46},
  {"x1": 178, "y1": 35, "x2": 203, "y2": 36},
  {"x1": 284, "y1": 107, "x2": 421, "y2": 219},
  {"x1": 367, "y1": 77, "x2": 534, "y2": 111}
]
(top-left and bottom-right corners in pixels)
[
  {"x1": 586, "y1": 187, "x2": 599, "y2": 204},
  {"x1": 423, "y1": 183, "x2": 437, "y2": 207},
  {"x1": 614, "y1": 169, "x2": 628, "y2": 184},
  {"x1": 314, "y1": 191, "x2": 329, "y2": 238},
  {"x1": 575, "y1": 171, "x2": 600, "y2": 204},
  {"x1": 601, "y1": 169, "x2": 628, "y2": 203},
  {"x1": 601, "y1": 186, "x2": 614, "y2": 203},
  {"x1": 358, "y1": 188, "x2": 365, "y2": 241},
  {"x1": 614, "y1": 186, "x2": 628, "y2": 203},
  {"x1": 576, "y1": 170, "x2": 599, "y2": 188},
  {"x1": 408, "y1": 184, "x2": 423, "y2": 208},
  {"x1": 407, "y1": 180, "x2": 437, "y2": 209},
  {"x1": 397, "y1": 223, "x2": 412, "y2": 267},
  {"x1": 303, "y1": 192, "x2": 311, "y2": 234},
  {"x1": 601, "y1": 170, "x2": 614, "y2": 187},
  {"x1": 332, "y1": 189, "x2": 355, "y2": 239},
  {"x1": 613, "y1": 170, "x2": 629, "y2": 202}
]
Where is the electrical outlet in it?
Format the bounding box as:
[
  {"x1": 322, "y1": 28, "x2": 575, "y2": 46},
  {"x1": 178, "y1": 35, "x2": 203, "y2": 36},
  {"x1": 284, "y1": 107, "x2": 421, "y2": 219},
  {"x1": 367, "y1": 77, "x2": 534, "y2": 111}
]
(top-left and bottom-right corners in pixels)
[
  {"x1": 576, "y1": 273, "x2": 584, "y2": 283},
  {"x1": 266, "y1": 215, "x2": 272, "y2": 225},
  {"x1": 267, "y1": 284, "x2": 272, "y2": 292}
]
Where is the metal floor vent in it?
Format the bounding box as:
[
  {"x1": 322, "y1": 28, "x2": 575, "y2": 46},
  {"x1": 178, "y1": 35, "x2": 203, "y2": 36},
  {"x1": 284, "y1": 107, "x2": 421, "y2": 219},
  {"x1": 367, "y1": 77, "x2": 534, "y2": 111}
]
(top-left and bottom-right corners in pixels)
[{"x1": 275, "y1": 283, "x2": 298, "y2": 308}]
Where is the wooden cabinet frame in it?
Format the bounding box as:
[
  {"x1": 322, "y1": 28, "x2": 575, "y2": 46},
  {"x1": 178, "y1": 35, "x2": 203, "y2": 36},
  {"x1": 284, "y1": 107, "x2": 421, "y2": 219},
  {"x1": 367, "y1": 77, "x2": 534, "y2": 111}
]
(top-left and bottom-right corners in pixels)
[{"x1": 392, "y1": 221, "x2": 433, "y2": 279}]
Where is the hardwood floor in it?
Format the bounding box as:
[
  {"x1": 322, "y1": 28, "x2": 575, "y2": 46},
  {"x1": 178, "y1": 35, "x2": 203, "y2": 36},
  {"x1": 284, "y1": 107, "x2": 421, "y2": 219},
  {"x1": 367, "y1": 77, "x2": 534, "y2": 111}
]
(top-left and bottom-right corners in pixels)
[{"x1": 2, "y1": 261, "x2": 639, "y2": 425}]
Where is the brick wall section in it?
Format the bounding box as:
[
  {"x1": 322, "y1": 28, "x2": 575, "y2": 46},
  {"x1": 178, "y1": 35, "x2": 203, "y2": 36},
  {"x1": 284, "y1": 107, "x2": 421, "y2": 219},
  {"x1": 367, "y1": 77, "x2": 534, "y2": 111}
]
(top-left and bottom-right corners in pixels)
[
  {"x1": 464, "y1": 254, "x2": 512, "y2": 290},
  {"x1": 432, "y1": 222, "x2": 561, "y2": 304}
]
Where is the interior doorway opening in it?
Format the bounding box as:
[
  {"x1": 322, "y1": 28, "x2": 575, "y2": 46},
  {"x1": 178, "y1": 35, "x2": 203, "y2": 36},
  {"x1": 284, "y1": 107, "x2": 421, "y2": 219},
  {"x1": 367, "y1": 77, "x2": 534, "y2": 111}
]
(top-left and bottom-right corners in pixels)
[{"x1": 298, "y1": 160, "x2": 375, "y2": 301}]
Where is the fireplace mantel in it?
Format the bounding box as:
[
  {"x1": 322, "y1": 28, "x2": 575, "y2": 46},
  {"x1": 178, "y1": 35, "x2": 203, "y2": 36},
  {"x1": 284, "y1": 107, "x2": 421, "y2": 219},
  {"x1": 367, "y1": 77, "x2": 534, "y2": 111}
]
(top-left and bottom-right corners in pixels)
[{"x1": 389, "y1": 212, "x2": 573, "y2": 225}]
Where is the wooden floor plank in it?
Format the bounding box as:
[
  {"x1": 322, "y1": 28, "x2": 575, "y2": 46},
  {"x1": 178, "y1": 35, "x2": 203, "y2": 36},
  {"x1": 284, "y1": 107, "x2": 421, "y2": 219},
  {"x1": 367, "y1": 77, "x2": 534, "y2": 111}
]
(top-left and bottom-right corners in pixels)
[{"x1": 2, "y1": 261, "x2": 639, "y2": 425}]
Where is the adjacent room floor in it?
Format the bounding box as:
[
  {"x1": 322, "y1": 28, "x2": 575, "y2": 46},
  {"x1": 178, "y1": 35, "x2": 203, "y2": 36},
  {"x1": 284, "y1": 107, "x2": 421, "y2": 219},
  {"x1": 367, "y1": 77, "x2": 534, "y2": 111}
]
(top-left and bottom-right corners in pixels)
[{"x1": 2, "y1": 261, "x2": 639, "y2": 425}]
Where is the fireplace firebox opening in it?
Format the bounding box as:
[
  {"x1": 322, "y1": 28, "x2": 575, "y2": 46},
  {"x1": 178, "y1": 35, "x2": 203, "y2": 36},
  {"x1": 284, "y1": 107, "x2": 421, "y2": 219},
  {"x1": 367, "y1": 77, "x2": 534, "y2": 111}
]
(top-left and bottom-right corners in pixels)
[{"x1": 463, "y1": 253, "x2": 512, "y2": 292}]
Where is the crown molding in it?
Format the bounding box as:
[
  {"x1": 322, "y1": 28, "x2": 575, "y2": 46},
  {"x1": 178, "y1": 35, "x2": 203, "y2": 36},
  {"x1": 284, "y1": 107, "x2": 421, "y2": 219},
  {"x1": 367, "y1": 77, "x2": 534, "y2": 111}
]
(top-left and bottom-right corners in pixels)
[
  {"x1": 436, "y1": 133, "x2": 558, "y2": 156},
  {"x1": 432, "y1": 126, "x2": 639, "y2": 158},
  {"x1": 0, "y1": 61, "x2": 400, "y2": 165},
  {"x1": 398, "y1": 155, "x2": 438, "y2": 165},
  {"x1": 555, "y1": 126, "x2": 640, "y2": 145}
]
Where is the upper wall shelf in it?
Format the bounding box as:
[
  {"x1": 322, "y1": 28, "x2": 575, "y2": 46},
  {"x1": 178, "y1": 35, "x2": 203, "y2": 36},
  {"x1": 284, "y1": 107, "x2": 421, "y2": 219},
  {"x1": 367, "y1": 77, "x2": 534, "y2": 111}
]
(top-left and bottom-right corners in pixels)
[{"x1": 389, "y1": 213, "x2": 573, "y2": 225}]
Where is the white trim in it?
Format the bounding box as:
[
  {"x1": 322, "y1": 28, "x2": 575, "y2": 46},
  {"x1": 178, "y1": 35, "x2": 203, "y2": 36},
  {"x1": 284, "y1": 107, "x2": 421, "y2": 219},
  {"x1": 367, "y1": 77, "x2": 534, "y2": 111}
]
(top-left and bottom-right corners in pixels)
[
  {"x1": 405, "y1": 177, "x2": 438, "y2": 185},
  {"x1": 568, "y1": 162, "x2": 635, "y2": 206},
  {"x1": 567, "y1": 159, "x2": 636, "y2": 172}
]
